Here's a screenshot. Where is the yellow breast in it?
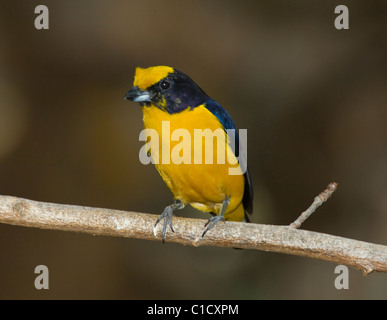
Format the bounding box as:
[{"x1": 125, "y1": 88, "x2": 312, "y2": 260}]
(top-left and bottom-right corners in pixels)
[{"x1": 141, "y1": 104, "x2": 245, "y2": 220}]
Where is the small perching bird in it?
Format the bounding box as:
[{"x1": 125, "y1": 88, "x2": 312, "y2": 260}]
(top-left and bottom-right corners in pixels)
[{"x1": 125, "y1": 66, "x2": 253, "y2": 242}]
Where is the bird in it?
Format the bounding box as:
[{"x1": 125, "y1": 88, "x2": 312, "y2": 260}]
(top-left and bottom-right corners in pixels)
[{"x1": 125, "y1": 66, "x2": 253, "y2": 242}]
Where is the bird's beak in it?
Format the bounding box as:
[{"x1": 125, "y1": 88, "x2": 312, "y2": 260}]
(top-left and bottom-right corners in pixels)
[{"x1": 124, "y1": 86, "x2": 151, "y2": 102}]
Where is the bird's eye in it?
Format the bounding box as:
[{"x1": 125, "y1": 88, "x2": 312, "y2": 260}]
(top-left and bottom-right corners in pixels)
[{"x1": 160, "y1": 80, "x2": 171, "y2": 91}]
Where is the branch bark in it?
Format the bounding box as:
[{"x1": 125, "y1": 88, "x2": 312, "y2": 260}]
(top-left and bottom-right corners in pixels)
[{"x1": 1, "y1": 195, "x2": 386, "y2": 275}]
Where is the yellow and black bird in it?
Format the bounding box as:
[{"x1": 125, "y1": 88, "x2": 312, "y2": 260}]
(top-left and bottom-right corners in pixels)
[{"x1": 125, "y1": 66, "x2": 253, "y2": 242}]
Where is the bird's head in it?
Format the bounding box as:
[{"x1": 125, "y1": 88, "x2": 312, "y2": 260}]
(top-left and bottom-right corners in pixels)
[{"x1": 125, "y1": 66, "x2": 209, "y2": 113}]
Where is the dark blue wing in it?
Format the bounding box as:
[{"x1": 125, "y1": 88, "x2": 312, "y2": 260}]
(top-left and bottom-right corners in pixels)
[{"x1": 204, "y1": 100, "x2": 253, "y2": 215}]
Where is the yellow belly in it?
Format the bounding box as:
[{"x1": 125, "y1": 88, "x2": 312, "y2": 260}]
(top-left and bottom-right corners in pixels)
[{"x1": 141, "y1": 104, "x2": 245, "y2": 221}]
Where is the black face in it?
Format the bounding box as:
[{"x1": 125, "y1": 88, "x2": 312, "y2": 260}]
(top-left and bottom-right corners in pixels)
[{"x1": 148, "y1": 69, "x2": 210, "y2": 114}]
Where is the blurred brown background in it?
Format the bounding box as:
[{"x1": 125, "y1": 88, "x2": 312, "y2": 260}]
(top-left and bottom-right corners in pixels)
[{"x1": 0, "y1": 0, "x2": 386, "y2": 299}]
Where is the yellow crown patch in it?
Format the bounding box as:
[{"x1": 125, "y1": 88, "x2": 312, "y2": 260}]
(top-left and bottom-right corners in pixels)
[{"x1": 133, "y1": 66, "x2": 174, "y2": 90}]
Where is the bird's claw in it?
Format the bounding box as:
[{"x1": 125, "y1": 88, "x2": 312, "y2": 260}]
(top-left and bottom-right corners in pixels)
[
  {"x1": 154, "y1": 206, "x2": 175, "y2": 243},
  {"x1": 154, "y1": 200, "x2": 183, "y2": 243},
  {"x1": 202, "y1": 215, "x2": 225, "y2": 238}
]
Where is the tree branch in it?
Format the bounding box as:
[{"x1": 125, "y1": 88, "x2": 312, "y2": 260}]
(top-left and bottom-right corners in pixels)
[
  {"x1": 290, "y1": 182, "x2": 338, "y2": 228},
  {"x1": 1, "y1": 194, "x2": 386, "y2": 275}
]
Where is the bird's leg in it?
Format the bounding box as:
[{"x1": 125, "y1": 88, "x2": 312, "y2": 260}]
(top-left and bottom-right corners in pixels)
[
  {"x1": 202, "y1": 196, "x2": 230, "y2": 237},
  {"x1": 154, "y1": 199, "x2": 184, "y2": 243}
]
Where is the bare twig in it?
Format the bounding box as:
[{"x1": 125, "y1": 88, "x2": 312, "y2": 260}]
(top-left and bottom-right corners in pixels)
[
  {"x1": 0, "y1": 194, "x2": 386, "y2": 275},
  {"x1": 290, "y1": 182, "x2": 338, "y2": 229}
]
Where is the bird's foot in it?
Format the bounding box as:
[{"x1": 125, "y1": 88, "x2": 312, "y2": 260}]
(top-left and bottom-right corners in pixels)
[
  {"x1": 201, "y1": 196, "x2": 230, "y2": 238},
  {"x1": 202, "y1": 214, "x2": 225, "y2": 237},
  {"x1": 154, "y1": 200, "x2": 183, "y2": 243}
]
